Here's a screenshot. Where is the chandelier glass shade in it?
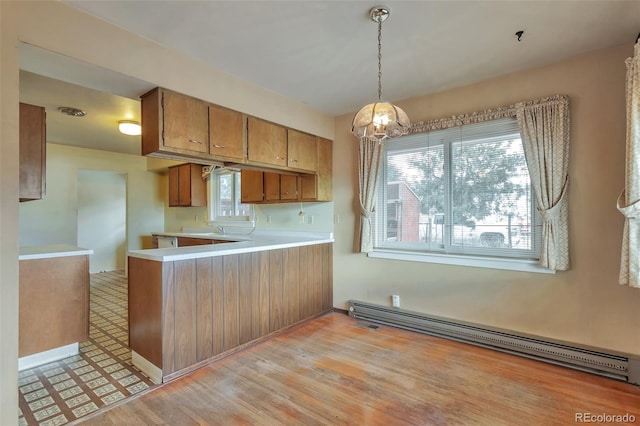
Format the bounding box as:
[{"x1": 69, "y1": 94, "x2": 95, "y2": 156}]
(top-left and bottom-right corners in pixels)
[
  {"x1": 351, "y1": 6, "x2": 410, "y2": 142},
  {"x1": 351, "y1": 100, "x2": 410, "y2": 140}
]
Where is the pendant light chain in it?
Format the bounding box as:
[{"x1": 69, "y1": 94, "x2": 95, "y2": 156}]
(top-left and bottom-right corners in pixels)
[
  {"x1": 351, "y1": 6, "x2": 410, "y2": 141},
  {"x1": 377, "y1": 17, "x2": 383, "y2": 101}
]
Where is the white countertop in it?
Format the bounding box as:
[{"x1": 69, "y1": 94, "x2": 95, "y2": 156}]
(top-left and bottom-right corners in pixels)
[
  {"x1": 130, "y1": 230, "x2": 334, "y2": 262},
  {"x1": 19, "y1": 244, "x2": 94, "y2": 260},
  {"x1": 151, "y1": 232, "x2": 252, "y2": 242}
]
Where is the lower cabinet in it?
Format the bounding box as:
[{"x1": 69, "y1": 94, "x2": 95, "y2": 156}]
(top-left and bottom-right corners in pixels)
[
  {"x1": 19, "y1": 255, "x2": 89, "y2": 357},
  {"x1": 128, "y1": 243, "x2": 333, "y2": 382}
]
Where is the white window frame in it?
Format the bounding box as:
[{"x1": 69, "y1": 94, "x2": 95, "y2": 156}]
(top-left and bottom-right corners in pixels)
[
  {"x1": 207, "y1": 169, "x2": 254, "y2": 226},
  {"x1": 372, "y1": 118, "x2": 552, "y2": 274}
]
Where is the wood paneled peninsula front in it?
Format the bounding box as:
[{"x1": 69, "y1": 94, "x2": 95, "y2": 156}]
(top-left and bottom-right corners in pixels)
[
  {"x1": 127, "y1": 231, "x2": 334, "y2": 383},
  {"x1": 19, "y1": 245, "x2": 92, "y2": 370}
]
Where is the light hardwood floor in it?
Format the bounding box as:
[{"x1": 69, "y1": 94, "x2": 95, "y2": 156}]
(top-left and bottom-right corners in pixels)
[{"x1": 80, "y1": 312, "x2": 640, "y2": 425}]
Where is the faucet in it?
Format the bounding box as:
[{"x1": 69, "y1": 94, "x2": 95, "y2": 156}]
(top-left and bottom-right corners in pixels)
[{"x1": 213, "y1": 225, "x2": 226, "y2": 235}]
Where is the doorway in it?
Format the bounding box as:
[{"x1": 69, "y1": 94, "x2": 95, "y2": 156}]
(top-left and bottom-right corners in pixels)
[{"x1": 77, "y1": 170, "x2": 127, "y2": 273}]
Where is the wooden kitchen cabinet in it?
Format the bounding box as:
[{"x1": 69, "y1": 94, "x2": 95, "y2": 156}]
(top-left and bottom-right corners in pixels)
[
  {"x1": 280, "y1": 175, "x2": 298, "y2": 201},
  {"x1": 209, "y1": 104, "x2": 246, "y2": 162},
  {"x1": 240, "y1": 169, "x2": 264, "y2": 203},
  {"x1": 247, "y1": 117, "x2": 287, "y2": 168},
  {"x1": 245, "y1": 171, "x2": 298, "y2": 203},
  {"x1": 264, "y1": 172, "x2": 281, "y2": 201},
  {"x1": 19, "y1": 102, "x2": 46, "y2": 202},
  {"x1": 241, "y1": 137, "x2": 332, "y2": 204},
  {"x1": 128, "y1": 242, "x2": 333, "y2": 382},
  {"x1": 140, "y1": 87, "x2": 329, "y2": 180},
  {"x1": 287, "y1": 129, "x2": 317, "y2": 173},
  {"x1": 19, "y1": 252, "x2": 89, "y2": 357},
  {"x1": 168, "y1": 163, "x2": 206, "y2": 207},
  {"x1": 141, "y1": 87, "x2": 209, "y2": 159},
  {"x1": 241, "y1": 133, "x2": 333, "y2": 204},
  {"x1": 241, "y1": 138, "x2": 333, "y2": 203},
  {"x1": 265, "y1": 173, "x2": 298, "y2": 202},
  {"x1": 299, "y1": 137, "x2": 333, "y2": 201}
]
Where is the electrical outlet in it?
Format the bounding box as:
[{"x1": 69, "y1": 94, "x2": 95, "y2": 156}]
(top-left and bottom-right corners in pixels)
[
  {"x1": 308, "y1": 215, "x2": 314, "y2": 225},
  {"x1": 392, "y1": 295, "x2": 400, "y2": 308},
  {"x1": 334, "y1": 214, "x2": 340, "y2": 224},
  {"x1": 267, "y1": 215, "x2": 272, "y2": 224}
]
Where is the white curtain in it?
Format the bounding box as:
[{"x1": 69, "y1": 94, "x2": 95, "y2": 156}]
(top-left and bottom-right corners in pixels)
[
  {"x1": 516, "y1": 96, "x2": 571, "y2": 271},
  {"x1": 618, "y1": 42, "x2": 640, "y2": 288},
  {"x1": 358, "y1": 137, "x2": 383, "y2": 252}
]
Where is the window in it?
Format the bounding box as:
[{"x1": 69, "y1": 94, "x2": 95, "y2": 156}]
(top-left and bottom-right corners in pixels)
[
  {"x1": 374, "y1": 118, "x2": 541, "y2": 263},
  {"x1": 208, "y1": 169, "x2": 252, "y2": 222}
]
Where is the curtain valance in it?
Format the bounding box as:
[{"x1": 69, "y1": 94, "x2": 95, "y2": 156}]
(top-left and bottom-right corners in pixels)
[{"x1": 409, "y1": 95, "x2": 569, "y2": 134}]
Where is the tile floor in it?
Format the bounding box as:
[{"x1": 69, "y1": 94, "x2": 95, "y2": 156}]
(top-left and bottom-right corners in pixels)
[{"x1": 18, "y1": 270, "x2": 156, "y2": 425}]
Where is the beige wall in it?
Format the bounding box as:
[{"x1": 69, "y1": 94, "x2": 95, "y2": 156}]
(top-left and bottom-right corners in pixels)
[
  {"x1": 2, "y1": 1, "x2": 637, "y2": 424},
  {"x1": 163, "y1": 200, "x2": 335, "y2": 234},
  {"x1": 333, "y1": 43, "x2": 640, "y2": 355},
  {"x1": 0, "y1": 2, "x2": 20, "y2": 424},
  {"x1": 19, "y1": 143, "x2": 165, "y2": 257},
  {"x1": 0, "y1": 2, "x2": 334, "y2": 424}
]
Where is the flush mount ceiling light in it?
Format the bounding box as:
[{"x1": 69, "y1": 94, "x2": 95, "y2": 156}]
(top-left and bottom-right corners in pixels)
[
  {"x1": 118, "y1": 120, "x2": 141, "y2": 136},
  {"x1": 58, "y1": 106, "x2": 86, "y2": 117},
  {"x1": 351, "y1": 6, "x2": 410, "y2": 142}
]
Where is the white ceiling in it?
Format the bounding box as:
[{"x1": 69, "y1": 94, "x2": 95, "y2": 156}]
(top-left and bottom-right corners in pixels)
[
  {"x1": 19, "y1": 70, "x2": 145, "y2": 156},
  {"x1": 19, "y1": 1, "x2": 640, "y2": 155}
]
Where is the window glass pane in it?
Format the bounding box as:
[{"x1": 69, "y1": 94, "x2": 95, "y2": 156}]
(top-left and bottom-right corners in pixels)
[
  {"x1": 218, "y1": 174, "x2": 233, "y2": 216},
  {"x1": 451, "y1": 136, "x2": 531, "y2": 251},
  {"x1": 215, "y1": 172, "x2": 251, "y2": 217},
  {"x1": 376, "y1": 117, "x2": 538, "y2": 260},
  {"x1": 386, "y1": 145, "x2": 445, "y2": 248}
]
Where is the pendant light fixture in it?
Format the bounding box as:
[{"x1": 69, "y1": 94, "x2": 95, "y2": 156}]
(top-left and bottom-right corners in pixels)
[{"x1": 351, "y1": 6, "x2": 410, "y2": 142}]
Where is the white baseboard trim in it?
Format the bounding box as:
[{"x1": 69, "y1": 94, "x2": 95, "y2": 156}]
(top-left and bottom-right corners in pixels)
[
  {"x1": 18, "y1": 343, "x2": 79, "y2": 371},
  {"x1": 132, "y1": 350, "x2": 162, "y2": 384}
]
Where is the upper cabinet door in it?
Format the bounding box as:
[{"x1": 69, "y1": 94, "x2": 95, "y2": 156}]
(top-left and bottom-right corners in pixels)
[
  {"x1": 168, "y1": 165, "x2": 182, "y2": 207},
  {"x1": 280, "y1": 175, "x2": 298, "y2": 200},
  {"x1": 168, "y1": 163, "x2": 206, "y2": 207},
  {"x1": 162, "y1": 90, "x2": 209, "y2": 154},
  {"x1": 299, "y1": 137, "x2": 332, "y2": 202},
  {"x1": 209, "y1": 105, "x2": 246, "y2": 162},
  {"x1": 240, "y1": 169, "x2": 265, "y2": 203},
  {"x1": 264, "y1": 172, "x2": 281, "y2": 201},
  {"x1": 247, "y1": 117, "x2": 287, "y2": 168},
  {"x1": 19, "y1": 103, "x2": 46, "y2": 202},
  {"x1": 287, "y1": 129, "x2": 317, "y2": 173}
]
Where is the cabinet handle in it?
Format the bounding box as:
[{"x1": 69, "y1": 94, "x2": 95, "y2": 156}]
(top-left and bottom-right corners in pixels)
[
  {"x1": 189, "y1": 139, "x2": 203, "y2": 144},
  {"x1": 290, "y1": 159, "x2": 299, "y2": 163},
  {"x1": 275, "y1": 155, "x2": 285, "y2": 160},
  {"x1": 212, "y1": 144, "x2": 226, "y2": 149}
]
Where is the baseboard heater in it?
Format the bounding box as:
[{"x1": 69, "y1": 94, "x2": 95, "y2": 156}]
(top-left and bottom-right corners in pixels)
[{"x1": 348, "y1": 300, "x2": 640, "y2": 385}]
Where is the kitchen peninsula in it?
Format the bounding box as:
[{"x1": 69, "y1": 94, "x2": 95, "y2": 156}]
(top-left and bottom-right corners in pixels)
[
  {"x1": 18, "y1": 245, "x2": 93, "y2": 370},
  {"x1": 127, "y1": 231, "x2": 333, "y2": 383}
]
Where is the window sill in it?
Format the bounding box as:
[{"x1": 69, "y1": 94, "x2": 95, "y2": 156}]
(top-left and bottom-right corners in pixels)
[{"x1": 367, "y1": 250, "x2": 555, "y2": 274}]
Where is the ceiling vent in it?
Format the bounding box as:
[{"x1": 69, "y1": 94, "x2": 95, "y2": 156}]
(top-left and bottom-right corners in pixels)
[{"x1": 58, "y1": 106, "x2": 86, "y2": 117}]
